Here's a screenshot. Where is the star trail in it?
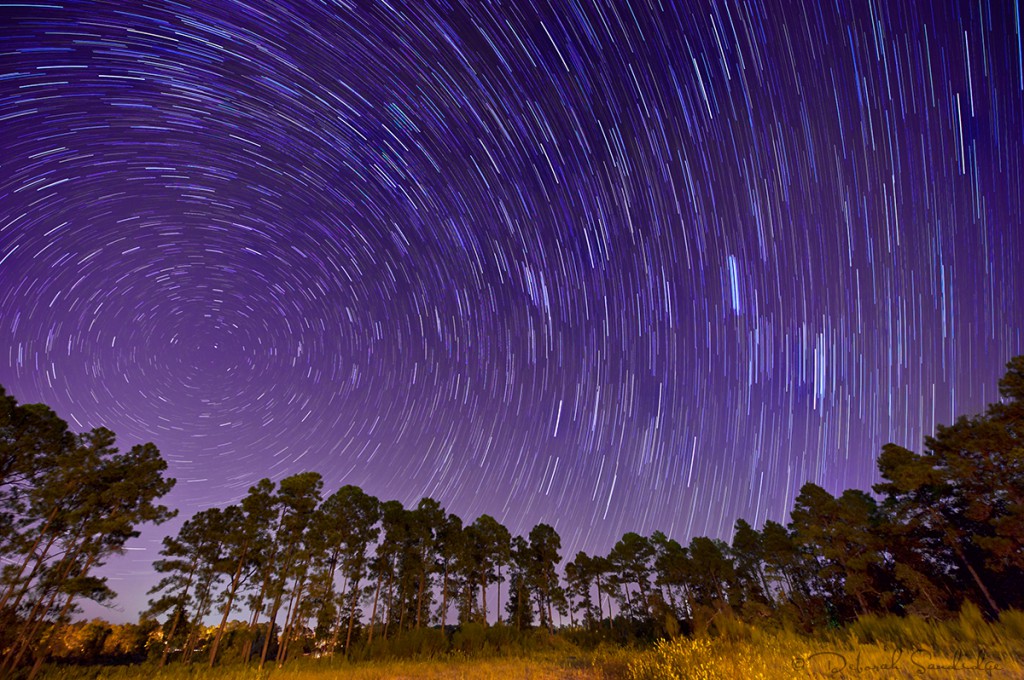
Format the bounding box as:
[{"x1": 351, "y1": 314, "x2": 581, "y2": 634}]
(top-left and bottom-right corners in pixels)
[{"x1": 1, "y1": 0, "x2": 1023, "y2": 619}]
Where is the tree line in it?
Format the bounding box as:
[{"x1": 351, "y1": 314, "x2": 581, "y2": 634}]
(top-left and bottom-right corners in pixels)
[{"x1": 2, "y1": 356, "x2": 1022, "y2": 673}]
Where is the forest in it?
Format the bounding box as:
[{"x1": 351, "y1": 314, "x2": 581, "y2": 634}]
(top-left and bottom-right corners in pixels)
[{"x1": 1, "y1": 356, "x2": 1023, "y2": 679}]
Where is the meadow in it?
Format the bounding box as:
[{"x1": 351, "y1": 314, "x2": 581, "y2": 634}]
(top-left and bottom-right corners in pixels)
[{"x1": 34, "y1": 607, "x2": 1024, "y2": 680}]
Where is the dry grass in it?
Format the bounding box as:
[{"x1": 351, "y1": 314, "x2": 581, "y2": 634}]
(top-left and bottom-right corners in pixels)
[
  {"x1": 37, "y1": 655, "x2": 615, "y2": 680},
  {"x1": 627, "y1": 633, "x2": 1022, "y2": 679},
  {"x1": 628, "y1": 607, "x2": 1024, "y2": 679},
  {"x1": 266, "y1": 656, "x2": 603, "y2": 680},
  {"x1": 37, "y1": 610, "x2": 1024, "y2": 679}
]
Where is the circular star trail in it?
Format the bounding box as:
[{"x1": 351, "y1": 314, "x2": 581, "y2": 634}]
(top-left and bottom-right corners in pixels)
[{"x1": 1, "y1": 0, "x2": 1023, "y2": 618}]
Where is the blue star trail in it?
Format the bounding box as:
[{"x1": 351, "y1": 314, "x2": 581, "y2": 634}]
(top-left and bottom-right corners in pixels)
[{"x1": 1, "y1": 0, "x2": 1022, "y2": 619}]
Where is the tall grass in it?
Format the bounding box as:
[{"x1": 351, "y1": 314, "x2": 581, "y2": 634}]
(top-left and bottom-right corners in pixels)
[
  {"x1": 628, "y1": 608, "x2": 1024, "y2": 679},
  {"x1": 35, "y1": 610, "x2": 1024, "y2": 679},
  {"x1": 35, "y1": 655, "x2": 610, "y2": 680}
]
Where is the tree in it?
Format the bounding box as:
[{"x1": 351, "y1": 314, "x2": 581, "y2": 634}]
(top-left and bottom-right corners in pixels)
[
  {"x1": 253, "y1": 472, "x2": 322, "y2": 669},
  {"x1": 873, "y1": 357, "x2": 1024, "y2": 615},
  {"x1": 371, "y1": 500, "x2": 410, "y2": 640},
  {"x1": 607, "y1": 532, "x2": 655, "y2": 621},
  {"x1": 876, "y1": 442, "x2": 1001, "y2": 614},
  {"x1": 651, "y1": 532, "x2": 688, "y2": 624},
  {"x1": 434, "y1": 511, "x2": 464, "y2": 630},
  {"x1": 685, "y1": 536, "x2": 735, "y2": 613},
  {"x1": 319, "y1": 485, "x2": 380, "y2": 655},
  {"x1": 466, "y1": 514, "x2": 511, "y2": 624},
  {"x1": 397, "y1": 498, "x2": 444, "y2": 631},
  {"x1": 0, "y1": 390, "x2": 74, "y2": 564},
  {"x1": 564, "y1": 551, "x2": 597, "y2": 628},
  {"x1": 760, "y1": 520, "x2": 802, "y2": 603},
  {"x1": 208, "y1": 479, "x2": 278, "y2": 667},
  {"x1": 790, "y1": 484, "x2": 890, "y2": 621},
  {"x1": 148, "y1": 507, "x2": 226, "y2": 666},
  {"x1": 526, "y1": 524, "x2": 561, "y2": 631},
  {"x1": 3, "y1": 427, "x2": 176, "y2": 678},
  {"x1": 306, "y1": 488, "x2": 346, "y2": 654},
  {"x1": 729, "y1": 520, "x2": 770, "y2": 608},
  {"x1": 1, "y1": 407, "x2": 79, "y2": 622},
  {"x1": 505, "y1": 536, "x2": 533, "y2": 630},
  {"x1": 588, "y1": 554, "x2": 616, "y2": 628}
]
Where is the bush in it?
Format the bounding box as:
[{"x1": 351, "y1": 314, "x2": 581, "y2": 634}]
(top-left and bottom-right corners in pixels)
[
  {"x1": 385, "y1": 627, "x2": 448, "y2": 659},
  {"x1": 451, "y1": 622, "x2": 488, "y2": 655}
]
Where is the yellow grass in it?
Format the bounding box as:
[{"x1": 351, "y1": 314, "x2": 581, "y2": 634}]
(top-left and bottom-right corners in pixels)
[
  {"x1": 627, "y1": 633, "x2": 1022, "y2": 679},
  {"x1": 38, "y1": 610, "x2": 1024, "y2": 679},
  {"x1": 37, "y1": 639, "x2": 1022, "y2": 680},
  {"x1": 38, "y1": 655, "x2": 615, "y2": 680},
  {"x1": 628, "y1": 607, "x2": 1024, "y2": 679}
]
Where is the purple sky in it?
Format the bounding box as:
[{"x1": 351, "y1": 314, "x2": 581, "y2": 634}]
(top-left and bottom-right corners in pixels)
[{"x1": 1, "y1": 0, "x2": 1023, "y2": 622}]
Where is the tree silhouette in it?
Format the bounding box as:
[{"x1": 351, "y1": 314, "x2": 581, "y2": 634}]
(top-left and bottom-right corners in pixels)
[
  {"x1": 209, "y1": 479, "x2": 277, "y2": 667},
  {"x1": 6, "y1": 354, "x2": 1024, "y2": 671},
  {"x1": 0, "y1": 424, "x2": 175, "y2": 678}
]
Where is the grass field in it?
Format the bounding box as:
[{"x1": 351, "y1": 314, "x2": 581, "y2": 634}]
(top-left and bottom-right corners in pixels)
[
  {"x1": 34, "y1": 642, "x2": 1022, "y2": 680},
  {"x1": 35, "y1": 609, "x2": 1024, "y2": 679},
  {"x1": 37, "y1": 656, "x2": 612, "y2": 680}
]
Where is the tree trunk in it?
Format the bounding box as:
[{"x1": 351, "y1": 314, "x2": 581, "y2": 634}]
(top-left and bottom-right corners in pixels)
[
  {"x1": 161, "y1": 606, "x2": 186, "y2": 667},
  {"x1": 162, "y1": 564, "x2": 197, "y2": 667},
  {"x1": 209, "y1": 544, "x2": 247, "y2": 667},
  {"x1": 344, "y1": 575, "x2": 361, "y2": 653},
  {"x1": 259, "y1": 593, "x2": 283, "y2": 670},
  {"x1": 315, "y1": 552, "x2": 339, "y2": 657},
  {"x1": 328, "y1": 576, "x2": 348, "y2": 653},
  {"x1": 242, "y1": 575, "x2": 269, "y2": 664},
  {"x1": 440, "y1": 563, "x2": 449, "y2": 629},
  {"x1": 182, "y1": 583, "x2": 213, "y2": 664},
  {"x1": 260, "y1": 530, "x2": 301, "y2": 670},
  {"x1": 416, "y1": 569, "x2": 426, "y2": 628},
  {"x1": 3, "y1": 539, "x2": 85, "y2": 674},
  {"x1": 3, "y1": 585, "x2": 57, "y2": 674},
  {"x1": 383, "y1": 564, "x2": 395, "y2": 639},
  {"x1": 929, "y1": 510, "x2": 999, "y2": 614},
  {"x1": 637, "y1": 578, "x2": 651, "y2": 619},
  {"x1": 397, "y1": 579, "x2": 407, "y2": 636},
  {"x1": 367, "y1": 576, "x2": 382, "y2": 647},
  {"x1": 855, "y1": 590, "x2": 869, "y2": 616},
  {"x1": 13, "y1": 524, "x2": 85, "y2": 637},
  {"x1": 496, "y1": 565, "x2": 503, "y2": 624},
  {"x1": 277, "y1": 573, "x2": 308, "y2": 666},
  {"x1": 0, "y1": 506, "x2": 59, "y2": 612},
  {"x1": 480, "y1": 569, "x2": 488, "y2": 625},
  {"x1": 277, "y1": 575, "x2": 304, "y2": 663},
  {"x1": 956, "y1": 543, "x2": 1001, "y2": 614},
  {"x1": 26, "y1": 551, "x2": 96, "y2": 680},
  {"x1": 757, "y1": 565, "x2": 773, "y2": 606},
  {"x1": 468, "y1": 577, "x2": 474, "y2": 624}
]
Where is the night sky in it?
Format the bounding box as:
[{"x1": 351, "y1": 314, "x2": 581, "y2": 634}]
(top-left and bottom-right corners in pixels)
[{"x1": 2, "y1": 0, "x2": 1023, "y2": 621}]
